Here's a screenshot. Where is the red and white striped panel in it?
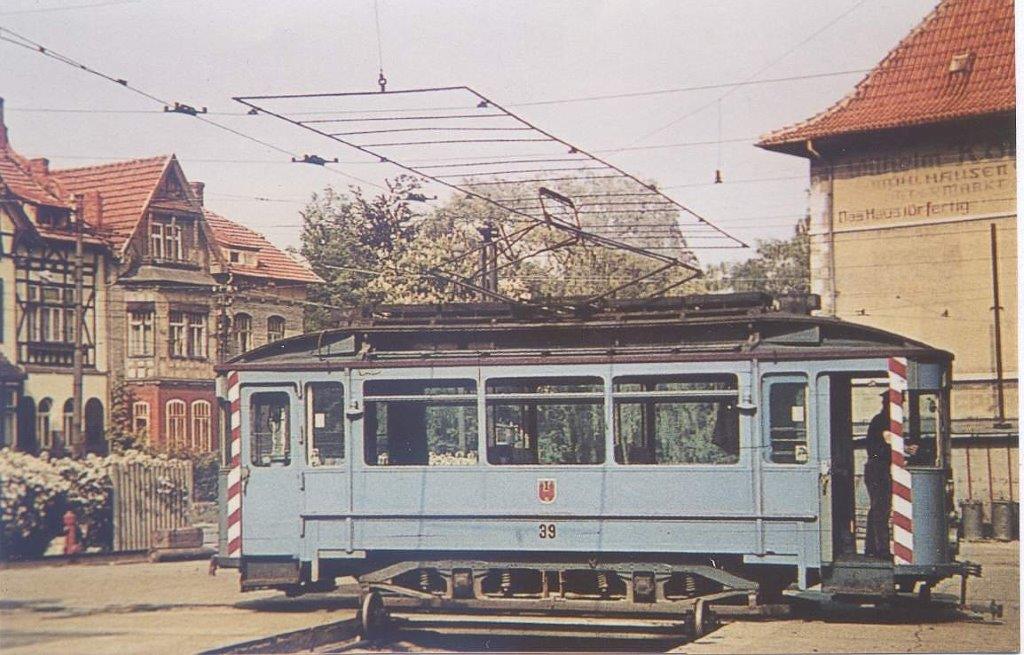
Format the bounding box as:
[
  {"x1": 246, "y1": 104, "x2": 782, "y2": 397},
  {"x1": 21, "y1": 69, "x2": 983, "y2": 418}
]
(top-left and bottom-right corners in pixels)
[
  {"x1": 226, "y1": 372, "x2": 243, "y2": 558},
  {"x1": 888, "y1": 356, "x2": 913, "y2": 565}
]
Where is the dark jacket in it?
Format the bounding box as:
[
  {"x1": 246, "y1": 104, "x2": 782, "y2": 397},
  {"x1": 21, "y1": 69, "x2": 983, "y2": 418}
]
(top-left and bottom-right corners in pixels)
[{"x1": 865, "y1": 409, "x2": 890, "y2": 462}]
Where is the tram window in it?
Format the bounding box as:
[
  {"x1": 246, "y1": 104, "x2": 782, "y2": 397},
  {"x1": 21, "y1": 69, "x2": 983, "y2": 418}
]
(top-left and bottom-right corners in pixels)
[
  {"x1": 486, "y1": 377, "x2": 605, "y2": 465},
  {"x1": 250, "y1": 392, "x2": 290, "y2": 466},
  {"x1": 613, "y1": 375, "x2": 739, "y2": 465},
  {"x1": 908, "y1": 391, "x2": 941, "y2": 466},
  {"x1": 307, "y1": 382, "x2": 344, "y2": 466},
  {"x1": 364, "y1": 380, "x2": 478, "y2": 466},
  {"x1": 768, "y1": 382, "x2": 808, "y2": 464}
]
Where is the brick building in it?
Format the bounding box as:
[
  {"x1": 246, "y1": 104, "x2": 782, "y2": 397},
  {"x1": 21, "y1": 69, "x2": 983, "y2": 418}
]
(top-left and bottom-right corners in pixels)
[
  {"x1": 758, "y1": 0, "x2": 1017, "y2": 511},
  {"x1": 0, "y1": 99, "x2": 321, "y2": 455}
]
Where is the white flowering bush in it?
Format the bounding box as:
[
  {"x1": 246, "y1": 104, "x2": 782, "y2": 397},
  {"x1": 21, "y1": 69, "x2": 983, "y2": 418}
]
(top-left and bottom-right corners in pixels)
[
  {"x1": 0, "y1": 449, "x2": 190, "y2": 559},
  {"x1": 0, "y1": 450, "x2": 70, "y2": 559}
]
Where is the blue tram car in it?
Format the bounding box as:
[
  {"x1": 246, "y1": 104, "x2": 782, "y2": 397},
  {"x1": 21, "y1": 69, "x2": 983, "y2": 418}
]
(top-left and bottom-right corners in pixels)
[{"x1": 215, "y1": 294, "x2": 977, "y2": 630}]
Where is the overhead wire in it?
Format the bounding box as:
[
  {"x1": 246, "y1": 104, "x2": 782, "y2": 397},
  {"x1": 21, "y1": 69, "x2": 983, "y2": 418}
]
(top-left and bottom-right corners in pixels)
[
  {"x1": 630, "y1": 0, "x2": 872, "y2": 145},
  {"x1": 0, "y1": 24, "x2": 384, "y2": 190}
]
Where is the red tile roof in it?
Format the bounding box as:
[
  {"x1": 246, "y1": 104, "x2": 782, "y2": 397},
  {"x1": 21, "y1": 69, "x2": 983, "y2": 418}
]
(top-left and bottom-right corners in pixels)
[
  {"x1": 204, "y1": 209, "x2": 322, "y2": 284},
  {"x1": 52, "y1": 156, "x2": 172, "y2": 249},
  {"x1": 759, "y1": 0, "x2": 1014, "y2": 149},
  {"x1": 0, "y1": 145, "x2": 69, "y2": 208}
]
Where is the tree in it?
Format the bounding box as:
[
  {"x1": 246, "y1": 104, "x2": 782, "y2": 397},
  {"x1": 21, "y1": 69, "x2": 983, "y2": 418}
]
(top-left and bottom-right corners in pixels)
[{"x1": 703, "y1": 216, "x2": 810, "y2": 296}]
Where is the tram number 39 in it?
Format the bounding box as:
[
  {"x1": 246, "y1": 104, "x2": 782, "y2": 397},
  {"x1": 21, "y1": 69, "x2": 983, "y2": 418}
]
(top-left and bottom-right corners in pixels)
[{"x1": 538, "y1": 523, "x2": 557, "y2": 539}]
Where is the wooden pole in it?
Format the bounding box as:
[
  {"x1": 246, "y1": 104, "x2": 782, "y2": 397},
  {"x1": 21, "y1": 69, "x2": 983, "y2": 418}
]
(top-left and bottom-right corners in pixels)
[
  {"x1": 72, "y1": 194, "x2": 85, "y2": 457},
  {"x1": 989, "y1": 224, "x2": 1009, "y2": 427}
]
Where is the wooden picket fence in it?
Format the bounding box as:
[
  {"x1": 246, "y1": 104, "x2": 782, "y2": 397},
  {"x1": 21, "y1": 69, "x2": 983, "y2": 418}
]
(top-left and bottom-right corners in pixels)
[{"x1": 110, "y1": 461, "x2": 194, "y2": 552}]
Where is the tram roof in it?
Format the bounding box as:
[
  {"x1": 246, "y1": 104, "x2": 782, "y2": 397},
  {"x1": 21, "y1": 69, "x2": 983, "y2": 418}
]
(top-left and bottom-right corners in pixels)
[{"x1": 219, "y1": 294, "x2": 952, "y2": 372}]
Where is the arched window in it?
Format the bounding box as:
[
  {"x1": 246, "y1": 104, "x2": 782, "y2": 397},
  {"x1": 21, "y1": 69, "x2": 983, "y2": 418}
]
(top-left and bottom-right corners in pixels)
[
  {"x1": 165, "y1": 399, "x2": 187, "y2": 451},
  {"x1": 232, "y1": 313, "x2": 252, "y2": 354},
  {"x1": 132, "y1": 401, "x2": 150, "y2": 441},
  {"x1": 191, "y1": 400, "x2": 212, "y2": 451},
  {"x1": 267, "y1": 316, "x2": 286, "y2": 343},
  {"x1": 37, "y1": 398, "x2": 52, "y2": 449},
  {"x1": 62, "y1": 398, "x2": 74, "y2": 448}
]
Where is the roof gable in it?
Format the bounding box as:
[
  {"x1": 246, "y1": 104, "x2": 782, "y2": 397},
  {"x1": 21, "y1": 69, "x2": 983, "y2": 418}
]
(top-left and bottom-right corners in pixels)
[
  {"x1": 0, "y1": 146, "x2": 69, "y2": 208},
  {"x1": 204, "y1": 209, "x2": 322, "y2": 284},
  {"x1": 759, "y1": 0, "x2": 1014, "y2": 150},
  {"x1": 51, "y1": 155, "x2": 174, "y2": 251}
]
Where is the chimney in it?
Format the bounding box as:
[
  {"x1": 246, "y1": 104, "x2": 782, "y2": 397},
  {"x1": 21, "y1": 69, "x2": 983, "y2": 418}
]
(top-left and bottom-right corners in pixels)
[
  {"x1": 28, "y1": 158, "x2": 50, "y2": 177},
  {"x1": 189, "y1": 181, "x2": 205, "y2": 206},
  {"x1": 82, "y1": 190, "x2": 103, "y2": 227},
  {"x1": 0, "y1": 97, "x2": 8, "y2": 149}
]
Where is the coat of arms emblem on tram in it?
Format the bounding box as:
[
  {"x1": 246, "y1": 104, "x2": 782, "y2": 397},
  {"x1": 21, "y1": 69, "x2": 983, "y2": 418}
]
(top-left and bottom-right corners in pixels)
[{"x1": 538, "y1": 479, "x2": 557, "y2": 504}]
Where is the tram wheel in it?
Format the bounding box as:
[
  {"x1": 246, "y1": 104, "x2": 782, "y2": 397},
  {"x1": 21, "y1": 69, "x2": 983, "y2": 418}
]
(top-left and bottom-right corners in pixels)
[{"x1": 360, "y1": 591, "x2": 389, "y2": 640}]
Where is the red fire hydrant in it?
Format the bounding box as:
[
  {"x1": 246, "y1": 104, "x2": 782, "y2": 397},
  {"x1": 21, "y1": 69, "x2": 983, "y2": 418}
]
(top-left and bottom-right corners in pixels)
[{"x1": 63, "y1": 510, "x2": 82, "y2": 556}]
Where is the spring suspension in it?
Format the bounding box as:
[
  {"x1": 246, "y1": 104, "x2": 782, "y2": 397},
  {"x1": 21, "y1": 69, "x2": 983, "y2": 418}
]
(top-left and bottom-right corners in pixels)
[
  {"x1": 419, "y1": 569, "x2": 431, "y2": 592},
  {"x1": 501, "y1": 570, "x2": 512, "y2": 595},
  {"x1": 685, "y1": 574, "x2": 697, "y2": 595},
  {"x1": 597, "y1": 571, "x2": 610, "y2": 596}
]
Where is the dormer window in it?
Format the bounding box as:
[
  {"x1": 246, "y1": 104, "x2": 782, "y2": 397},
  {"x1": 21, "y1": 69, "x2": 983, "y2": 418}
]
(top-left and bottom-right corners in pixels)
[
  {"x1": 225, "y1": 247, "x2": 256, "y2": 267},
  {"x1": 228, "y1": 249, "x2": 241, "y2": 264},
  {"x1": 150, "y1": 218, "x2": 184, "y2": 261},
  {"x1": 949, "y1": 52, "x2": 974, "y2": 74}
]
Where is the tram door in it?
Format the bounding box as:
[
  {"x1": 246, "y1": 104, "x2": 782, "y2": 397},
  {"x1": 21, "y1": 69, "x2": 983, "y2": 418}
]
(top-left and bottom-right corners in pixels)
[
  {"x1": 241, "y1": 385, "x2": 302, "y2": 555},
  {"x1": 823, "y1": 373, "x2": 888, "y2": 561}
]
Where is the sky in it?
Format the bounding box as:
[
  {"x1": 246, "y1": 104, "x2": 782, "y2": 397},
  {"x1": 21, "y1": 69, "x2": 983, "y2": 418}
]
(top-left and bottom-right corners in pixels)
[{"x1": 0, "y1": 0, "x2": 942, "y2": 266}]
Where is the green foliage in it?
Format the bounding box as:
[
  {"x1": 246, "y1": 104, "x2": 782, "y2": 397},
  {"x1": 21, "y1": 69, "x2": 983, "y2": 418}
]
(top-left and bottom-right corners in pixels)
[
  {"x1": 106, "y1": 380, "x2": 147, "y2": 455},
  {"x1": 704, "y1": 216, "x2": 810, "y2": 296},
  {"x1": 298, "y1": 176, "x2": 705, "y2": 328}
]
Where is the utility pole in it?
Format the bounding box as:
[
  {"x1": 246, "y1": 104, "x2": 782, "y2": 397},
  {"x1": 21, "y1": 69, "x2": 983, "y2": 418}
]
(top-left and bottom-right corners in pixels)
[
  {"x1": 989, "y1": 223, "x2": 1010, "y2": 428},
  {"x1": 71, "y1": 194, "x2": 85, "y2": 457},
  {"x1": 215, "y1": 280, "x2": 234, "y2": 364}
]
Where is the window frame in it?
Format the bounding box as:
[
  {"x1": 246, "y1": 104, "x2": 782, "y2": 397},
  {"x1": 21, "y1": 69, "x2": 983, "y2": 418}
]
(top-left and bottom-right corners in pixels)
[
  {"x1": 191, "y1": 400, "x2": 212, "y2": 451},
  {"x1": 132, "y1": 400, "x2": 150, "y2": 440},
  {"x1": 233, "y1": 313, "x2": 252, "y2": 354},
  {"x1": 37, "y1": 397, "x2": 53, "y2": 449},
  {"x1": 128, "y1": 309, "x2": 154, "y2": 357},
  {"x1": 187, "y1": 313, "x2": 208, "y2": 359},
  {"x1": 484, "y1": 375, "x2": 607, "y2": 467},
  {"x1": 763, "y1": 374, "x2": 811, "y2": 466},
  {"x1": 611, "y1": 373, "x2": 742, "y2": 467},
  {"x1": 165, "y1": 399, "x2": 187, "y2": 451},
  {"x1": 306, "y1": 381, "x2": 345, "y2": 467},
  {"x1": 362, "y1": 378, "x2": 480, "y2": 468},
  {"x1": 249, "y1": 391, "x2": 291, "y2": 466},
  {"x1": 267, "y1": 316, "x2": 286, "y2": 343}
]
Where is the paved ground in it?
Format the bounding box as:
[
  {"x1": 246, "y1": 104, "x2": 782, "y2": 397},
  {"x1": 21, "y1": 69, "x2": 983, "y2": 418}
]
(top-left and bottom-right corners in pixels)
[
  {"x1": 0, "y1": 541, "x2": 1018, "y2": 654},
  {"x1": 0, "y1": 558, "x2": 358, "y2": 655},
  {"x1": 681, "y1": 542, "x2": 1019, "y2": 654}
]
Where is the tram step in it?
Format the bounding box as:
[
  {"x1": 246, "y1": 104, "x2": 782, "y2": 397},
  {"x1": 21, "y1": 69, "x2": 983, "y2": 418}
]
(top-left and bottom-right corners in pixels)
[{"x1": 823, "y1": 557, "x2": 894, "y2": 596}]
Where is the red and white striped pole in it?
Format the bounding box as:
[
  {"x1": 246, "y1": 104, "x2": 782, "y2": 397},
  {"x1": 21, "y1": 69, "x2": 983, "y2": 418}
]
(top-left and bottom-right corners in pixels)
[
  {"x1": 226, "y1": 372, "x2": 243, "y2": 559},
  {"x1": 888, "y1": 357, "x2": 913, "y2": 565}
]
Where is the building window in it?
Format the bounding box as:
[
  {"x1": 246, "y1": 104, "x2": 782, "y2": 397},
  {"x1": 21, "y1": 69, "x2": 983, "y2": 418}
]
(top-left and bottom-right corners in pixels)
[
  {"x1": 132, "y1": 401, "x2": 150, "y2": 440},
  {"x1": 613, "y1": 375, "x2": 740, "y2": 465},
  {"x1": 233, "y1": 313, "x2": 252, "y2": 354},
  {"x1": 191, "y1": 400, "x2": 211, "y2": 451},
  {"x1": 150, "y1": 220, "x2": 184, "y2": 261},
  {"x1": 169, "y1": 312, "x2": 187, "y2": 358},
  {"x1": 486, "y1": 377, "x2": 605, "y2": 465},
  {"x1": 169, "y1": 312, "x2": 207, "y2": 359},
  {"x1": 37, "y1": 397, "x2": 52, "y2": 450},
  {"x1": 128, "y1": 310, "x2": 154, "y2": 356},
  {"x1": 188, "y1": 314, "x2": 207, "y2": 359},
  {"x1": 267, "y1": 316, "x2": 285, "y2": 343},
  {"x1": 166, "y1": 399, "x2": 187, "y2": 451},
  {"x1": 228, "y1": 250, "x2": 241, "y2": 263},
  {"x1": 63, "y1": 398, "x2": 74, "y2": 448},
  {"x1": 27, "y1": 285, "x2": 73, "y2": 344}
]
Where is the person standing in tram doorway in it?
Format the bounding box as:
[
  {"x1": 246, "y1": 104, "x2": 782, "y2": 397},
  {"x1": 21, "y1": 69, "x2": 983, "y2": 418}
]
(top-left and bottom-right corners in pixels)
[{"x1": 864, "y1": 390, "x2": 918, "y2": 559}]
